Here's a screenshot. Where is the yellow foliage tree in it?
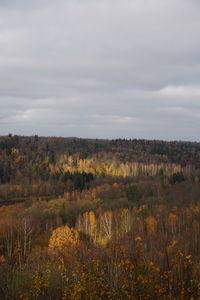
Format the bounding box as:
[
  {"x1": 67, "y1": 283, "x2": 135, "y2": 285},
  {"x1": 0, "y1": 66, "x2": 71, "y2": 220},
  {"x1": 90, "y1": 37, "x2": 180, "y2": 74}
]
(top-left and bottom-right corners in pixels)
[
  {"x1": 48, "y1": 226, "x2": 79, "y2": 257},
  {"x1": 168, "y1": 213, "x2": 178, "y2": 225},
  {"x1": 76, "y1": 211, "x2": 97, "y2": 243},
  {"x1": 168, "y1": 213, "x2": 179, "y2": 236},
  {"x1": 145, "y1": 216, "x2": 157, "y2": 237},
  {"x1": 11, "y1": 147, "x2": 19, "y2": 155}
]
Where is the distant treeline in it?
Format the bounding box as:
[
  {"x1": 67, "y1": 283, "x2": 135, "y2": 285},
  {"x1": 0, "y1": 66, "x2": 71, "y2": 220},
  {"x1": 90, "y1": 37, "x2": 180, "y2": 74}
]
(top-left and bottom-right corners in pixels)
[
  {"x1": 0, "y1": 135, "x2": 199, "y2": 200},
  {"x1": 0, "y1": 135, "x2": 199, "y2": 165}
]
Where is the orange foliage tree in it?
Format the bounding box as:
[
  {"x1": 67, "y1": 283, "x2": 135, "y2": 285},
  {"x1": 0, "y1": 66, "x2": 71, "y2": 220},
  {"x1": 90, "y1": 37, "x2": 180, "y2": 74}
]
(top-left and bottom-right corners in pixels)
[{"x1": 48, "y1": 226, "x2": 80, "y2": 258}]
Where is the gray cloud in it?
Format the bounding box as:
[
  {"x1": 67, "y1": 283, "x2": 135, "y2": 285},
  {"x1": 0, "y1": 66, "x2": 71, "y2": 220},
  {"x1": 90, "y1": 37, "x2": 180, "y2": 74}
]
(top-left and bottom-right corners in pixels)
[{"x1": 0, "y1": 0, "x2": 200, "y2": 140}]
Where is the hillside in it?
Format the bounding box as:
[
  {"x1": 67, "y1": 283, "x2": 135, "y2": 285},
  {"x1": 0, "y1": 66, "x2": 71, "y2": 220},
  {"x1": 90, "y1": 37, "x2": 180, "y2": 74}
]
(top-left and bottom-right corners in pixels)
[{"x1": 0, "y1": 135, "x2": 199, "y2": 299}]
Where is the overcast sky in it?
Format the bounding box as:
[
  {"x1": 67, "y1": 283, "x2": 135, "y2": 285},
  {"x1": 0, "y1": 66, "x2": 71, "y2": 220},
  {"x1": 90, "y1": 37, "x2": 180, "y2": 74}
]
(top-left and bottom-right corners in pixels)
[{"x1": 0, "y1": 0, "x2": 200, "y2": 141}]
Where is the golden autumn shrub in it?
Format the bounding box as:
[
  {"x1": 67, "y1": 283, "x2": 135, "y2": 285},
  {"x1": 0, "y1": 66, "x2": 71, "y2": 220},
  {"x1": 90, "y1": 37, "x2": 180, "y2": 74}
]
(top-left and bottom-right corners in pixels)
[{"x1": 48, "y1": 226, "x2": 80, "y2": 257}]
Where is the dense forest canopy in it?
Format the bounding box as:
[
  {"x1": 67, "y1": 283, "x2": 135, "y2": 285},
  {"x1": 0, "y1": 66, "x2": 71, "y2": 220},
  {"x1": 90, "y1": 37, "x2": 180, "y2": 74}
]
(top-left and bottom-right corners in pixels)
[
  {"x1": 0, "y1": 135, "x2": 200, "y2": 165},
  {"x1": 0, "y1": 135, "x2": 199, "y2": 299}
]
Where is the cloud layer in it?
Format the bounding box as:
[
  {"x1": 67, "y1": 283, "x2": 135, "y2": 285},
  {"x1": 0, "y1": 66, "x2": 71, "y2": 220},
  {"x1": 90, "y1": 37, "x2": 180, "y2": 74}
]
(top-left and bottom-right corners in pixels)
[{"x1": 0, "y1": 0, "x2": 200, "y2": 140}]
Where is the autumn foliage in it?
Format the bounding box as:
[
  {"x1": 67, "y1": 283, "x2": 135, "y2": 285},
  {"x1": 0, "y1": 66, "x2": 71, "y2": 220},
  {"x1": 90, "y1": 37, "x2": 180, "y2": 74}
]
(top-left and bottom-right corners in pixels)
[
  {"x1": 0, "y1": 136, "x2": 199, "y2": 299},
  {"x1": 48, "y1": 226, "x2": 80, "y2": 257}
]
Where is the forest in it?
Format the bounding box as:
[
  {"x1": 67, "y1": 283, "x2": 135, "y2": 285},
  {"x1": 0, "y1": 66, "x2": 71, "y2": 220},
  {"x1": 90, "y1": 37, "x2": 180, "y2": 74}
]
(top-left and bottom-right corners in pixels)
[{"x1": 0, "y1": 135, "x2": 199, "y2": 299}]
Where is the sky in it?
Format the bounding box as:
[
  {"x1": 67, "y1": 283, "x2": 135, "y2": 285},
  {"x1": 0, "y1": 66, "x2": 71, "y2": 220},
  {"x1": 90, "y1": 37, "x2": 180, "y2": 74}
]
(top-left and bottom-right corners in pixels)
[{"x1": 0, "y1": 0, "x2": 200, "y2": 141}]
